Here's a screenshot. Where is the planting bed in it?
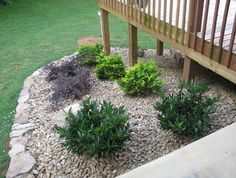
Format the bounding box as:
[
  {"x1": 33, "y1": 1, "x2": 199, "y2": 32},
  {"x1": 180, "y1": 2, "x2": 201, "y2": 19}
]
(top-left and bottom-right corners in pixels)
[{"x1": 7, "y1": 48, "x2": 236, "y2": 178}]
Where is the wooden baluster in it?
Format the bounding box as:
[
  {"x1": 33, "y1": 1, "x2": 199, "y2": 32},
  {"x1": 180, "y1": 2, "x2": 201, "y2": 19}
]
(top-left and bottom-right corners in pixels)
[
  {"x1": 217, "y1": 0, "x2": 231, "y2": 63},
  {"x1": 200, "y1": 0, "x2": 210, "y2": 54},
  {"x1": 158, "y1": 0, "x2": 161, "y2": 32},
  {"x1": 175, "y1": 0, "x2": 180, "y2": 41},
  {"x1": 227, "y1": 13, "x2": 236, "y2": 68},
  {"x1": 152, "y1": 0, "x2": 156, "y2": 30},
  {"x1": 193, "y1": 0, "x2": 200, "y2": 50},
  {"x1": 124, "y1": 0, "x2": 127, "y2": 15},
  {"x1": 148, "y1": 0, "x2": 151, "y2": 27},
  {"x1": 127, "y1": 0, "x2": 130, "y2": 18},
  {"x1": 139, "y1": 0, "x2": 142, "y2": 23},
  {"x1": 163, "y1": 0, "x2": 167, "y2": 35},
  {"x1": 187, "y1": 0, "x2": 195, "y2": 47},
  {"x1": 142, "y1": 0, "x2": 146, "y2": 24},
  {"x1": 123, "y1": 0, "x2": 126, "y2": 16},
  {"x1": 134, "y1": 0, "x2": 137, "y2": 21},
  {"x1": 131, "y1": 0, "x2": 134, "y2": 19},
  {"x1": 181, "y1": 0, "x2": 187, "y2": 45},
  {"x1": 209, "y1": 0, "x2": 220, "y2": 58},
  {"x1": 169, "y1": 0, "x2": 173, "y2": 38}
]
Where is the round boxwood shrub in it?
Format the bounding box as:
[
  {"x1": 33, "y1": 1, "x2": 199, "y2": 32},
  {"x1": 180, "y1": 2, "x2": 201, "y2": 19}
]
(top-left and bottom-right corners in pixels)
[
  {"x1": 154, "y1": 80, "x2": 218, "y2": 137},
  {"x1": 95, "y1": 55, "x2": 125, "y2": 80},
  {"x1": 77, "y1": 43, "x2": 103, "y2": 66},
  {"x1": 118, "y1": 60, "x2": 164, "y2": 96},
  {"x1": 57, "y1": 98, "x2": 131, "y2": 158}
]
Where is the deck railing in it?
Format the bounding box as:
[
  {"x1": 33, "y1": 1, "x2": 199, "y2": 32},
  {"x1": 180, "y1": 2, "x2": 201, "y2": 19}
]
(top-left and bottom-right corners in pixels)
[{"x1": 98, "y1": 0, "x2": 236, "y2": 83}]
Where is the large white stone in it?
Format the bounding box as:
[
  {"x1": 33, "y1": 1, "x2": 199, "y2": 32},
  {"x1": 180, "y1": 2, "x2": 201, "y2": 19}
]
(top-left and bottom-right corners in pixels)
[
  {"x1": 10, "y1": 126, "x2": 34, "y2": 138},
  {"x1": 6, "y1": 152, "x2": 36, "y2": 178},
  {"x1": 18, "y1": 93, "x2": 30, "y2": 103},
  {"x1": 10, "y1": 136, "x2": 28, "y2": 148},
  {"x1": 12, "y1": 123, "x2": 34, "y2": 130},
  {"x1": 14, "y1": 111, "x2": 29, "y2": 124},
  {"x1": 53, "y1": 103, "x2": 81, "y2": 128},
  {"x1": 8, "y1": 144, "x2": 25, "y2": 158},
  {"x1": 16, "y1": 103, "x2": 29, "y2": 113}
]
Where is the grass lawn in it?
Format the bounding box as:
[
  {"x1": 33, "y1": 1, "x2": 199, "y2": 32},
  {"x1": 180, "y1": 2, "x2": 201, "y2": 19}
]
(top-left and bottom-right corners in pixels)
[{"x1": 0, "y1": 0, "x2": 167, "y2": 176}]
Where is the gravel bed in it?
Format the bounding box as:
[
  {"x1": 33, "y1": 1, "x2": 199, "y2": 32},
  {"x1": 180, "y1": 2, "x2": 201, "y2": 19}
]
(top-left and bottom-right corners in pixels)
[{"x1": 25, "y1": 48, "x2": 236, "y2": 178}]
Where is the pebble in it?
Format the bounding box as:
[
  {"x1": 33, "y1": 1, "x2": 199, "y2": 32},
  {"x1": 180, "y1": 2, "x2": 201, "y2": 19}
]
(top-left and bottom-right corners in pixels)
[{"x1": 22, "y1": 49, "x2": 236, "y2": 178}]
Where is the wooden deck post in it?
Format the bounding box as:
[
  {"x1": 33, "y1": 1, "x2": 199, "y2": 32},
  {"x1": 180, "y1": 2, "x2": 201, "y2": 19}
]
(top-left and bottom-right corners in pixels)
[
  {"x1": 156, "y1": 39, "x2": 163, "y2": 56},
  {"x1": 101, "y1": 9, "x2": 110, "y2": 55},
  {"x1": 128, "y1": 23, "x2": 138, "y2": 66},
  {"x1": 183, "y1": 57, "x2": 197, "y2": 81},
  {"x1": 183, "y1": 0, "x2": 203, "y2": 81}
]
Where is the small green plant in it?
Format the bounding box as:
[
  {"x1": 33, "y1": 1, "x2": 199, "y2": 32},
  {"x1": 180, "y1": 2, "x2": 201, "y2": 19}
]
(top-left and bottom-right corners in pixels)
[
  {"x1": 77, "y1": 43, "x2": 103, "y2": 66},
  {"x1": 95, "y1": 55, "x2": 125, "y2": 80},
  {"x1": 138, "y1": 48, "x2": 145, "y2": 57},
  {"x1": 118, "y1": 60, "x2": 164, "y2": 96},
  {"x1": 57, "y1": 98, "x2": 131, "y2": 158},
  {"x1": 154, "y1": 80, "x2": 218, "y2": 137}
]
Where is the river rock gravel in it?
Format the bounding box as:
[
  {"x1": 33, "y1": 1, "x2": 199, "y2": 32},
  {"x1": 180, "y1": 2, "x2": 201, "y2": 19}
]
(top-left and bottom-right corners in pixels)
[{"x1": 24, "y1": 48, "x2": 236, "y2": 178}]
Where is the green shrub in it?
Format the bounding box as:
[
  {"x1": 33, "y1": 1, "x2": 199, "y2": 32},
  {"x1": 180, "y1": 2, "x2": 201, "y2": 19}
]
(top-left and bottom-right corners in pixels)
[
  {"x1": 154, "y1": 80, "x2": 218, "y2": 137},
  {"x1": 95, "y1": 55, "x2": 125, "y2": 80},
  {"x1": 57, "y1": 98, "x2": 131, "y2": 158},
  {"x1": 77, "y1": 43, "x2": 103, "y2": 66},
  {"x1": 118, "y1": 60, "x2": 164, "y2": 96}
]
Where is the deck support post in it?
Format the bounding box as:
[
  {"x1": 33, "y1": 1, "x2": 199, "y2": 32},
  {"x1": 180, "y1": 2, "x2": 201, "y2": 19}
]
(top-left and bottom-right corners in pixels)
[
  {"x1": 156, "y1": 39, "x2": 163, "y2": 56},
  {"x1": 128, "y1": 23, "x2": 138, "y2": 66},
  {"x1": 183, "y1": 57, "x2": 197, "y2": 81},
  {"x1": 101, "y1": 9, "x2": 110, "y2": 55}
]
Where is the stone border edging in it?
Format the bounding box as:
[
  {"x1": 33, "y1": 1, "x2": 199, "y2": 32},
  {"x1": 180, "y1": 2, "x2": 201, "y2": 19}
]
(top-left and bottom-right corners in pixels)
[
  {"x1": 6, "y1": 68, "x2": 44, "y2": 178},
  {"x1": 6, "y1": 53, "x2": 78, "y2": 178}
]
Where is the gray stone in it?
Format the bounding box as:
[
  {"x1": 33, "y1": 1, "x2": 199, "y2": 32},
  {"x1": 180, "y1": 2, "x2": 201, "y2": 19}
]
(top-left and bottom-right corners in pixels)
[
  {"x1": 10, "y1": 126, "x2": 34, "y2": 138},
  {"x1": 6, "y1": 152, "x2": 36, "y2": 178},
  {"x1": 10, "y1": 137, "x2": 28, "y2": 148},
  {"x1": 15, "y1": 174, "x2": 35, "y2": 178},
  {"x1": 8, "y1": 144, "x2": 25, "y2": 158},
  {"x1": 16, "y1": 103, "x2": 29, "y2": 113},
  {"x1": 63, "y1": 103, "x2": 81, "y2": 115},
  {"x1": 53, "y1": 103, "x2": 81, "y2": 127},
  {"x1": 18, "y1": 93, "x2": 30, "y2": 103},
  {"x1": 12, "y1": 123, "x2": 34, "y2": 130},
  {"x1": 14, "y1": 111, "x2": 29, "y2": 124}
]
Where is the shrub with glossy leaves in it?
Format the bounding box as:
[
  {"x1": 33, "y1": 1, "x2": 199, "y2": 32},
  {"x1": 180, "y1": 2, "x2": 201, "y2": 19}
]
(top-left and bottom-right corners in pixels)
[
  {"x1": 118, "y1": 60, "x2": 164, "y2": 96},
  {"x1": 77, "y1": 43, "x2": 103, "y2": 66},
  {"x1": 95, "y1": 55, "x2": 125, "y2": 80},
  {"x1": 154, "y1": 80, "x2": 218, "y2": 137},
  {"x1": 57, "y1": 98, "x2": 131, "y2": 158}
]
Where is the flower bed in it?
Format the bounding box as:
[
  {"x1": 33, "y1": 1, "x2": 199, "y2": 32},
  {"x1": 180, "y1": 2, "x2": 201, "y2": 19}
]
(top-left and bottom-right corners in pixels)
[{"x1": 7, "y1": 48, "x2": 236, "y2": 178}]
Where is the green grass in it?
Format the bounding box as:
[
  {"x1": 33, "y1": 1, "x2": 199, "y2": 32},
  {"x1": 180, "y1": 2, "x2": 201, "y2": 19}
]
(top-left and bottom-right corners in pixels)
[{"x1": 0, "y1": 0, "x2": 167, "y2": 176}]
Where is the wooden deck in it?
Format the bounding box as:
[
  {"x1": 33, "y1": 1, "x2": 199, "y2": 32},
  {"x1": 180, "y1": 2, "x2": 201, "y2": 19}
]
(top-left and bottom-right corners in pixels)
[{"x1": 98, "y1": 0, "x2": 236, "y2": 84}]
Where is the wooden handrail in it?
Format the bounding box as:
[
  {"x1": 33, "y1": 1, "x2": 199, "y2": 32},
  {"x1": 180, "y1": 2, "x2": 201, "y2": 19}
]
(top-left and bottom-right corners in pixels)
[{"x1": 98, "y1": 0, "x2": 236, "y2": 83}]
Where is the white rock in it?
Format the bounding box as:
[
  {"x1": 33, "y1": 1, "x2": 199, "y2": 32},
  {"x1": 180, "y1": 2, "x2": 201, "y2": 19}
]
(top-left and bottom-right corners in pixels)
[
  {"x1": 10, "y1": 126, "x2": 34, "y2": 138},
  {"x1": 53, "y1": 103, "x2": 81, "y2": 128},
  {"x1": 64, "y1": 103, "x2": 81, "y2": 115},
  {"x1": 18, "y1": 93, "x2": 30, "y2": 103},
  {"x1": 14, "y1": 111, "x2": 29, "y2": 124},
  {"x1": 10, "y1": 137, "x2": 28, "y2": 148},
  {"x1": 12, "y1": 123, "x2": 34, "y2": 130},
  {"x1": 6, "y1": 152, "x2": 36, "y2": 178},
  {"x1": 8, "y1": 144, "x2": 25, "y2": 158},
  {"x1": 16, "y1": 103, "x2": 29, "y2": 113}
]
